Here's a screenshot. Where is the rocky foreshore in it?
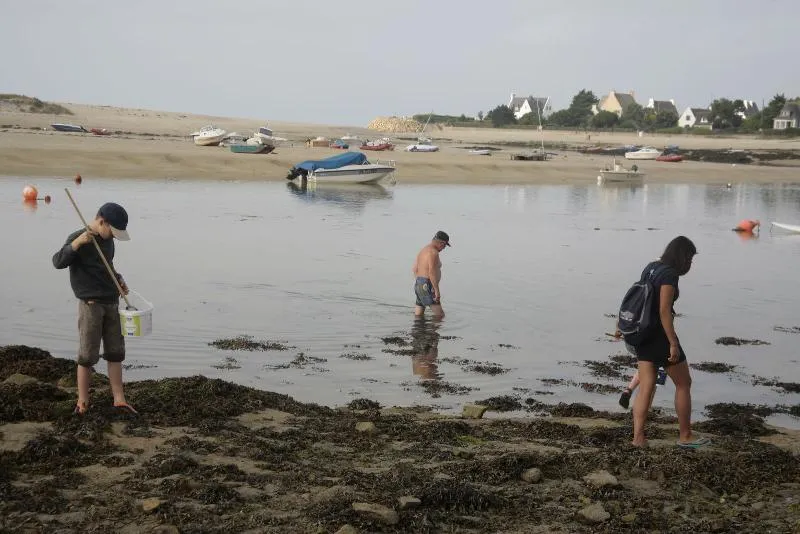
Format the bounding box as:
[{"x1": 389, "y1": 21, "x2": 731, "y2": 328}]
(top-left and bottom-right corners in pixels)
[{"x1": 1, "y1": 345, "x2": 798, "y2": 533}]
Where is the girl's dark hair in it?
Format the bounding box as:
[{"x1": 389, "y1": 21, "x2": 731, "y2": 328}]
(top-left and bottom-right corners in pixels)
[{"x1": 660, "y1": 236, "x2": 697, "y2": 275}]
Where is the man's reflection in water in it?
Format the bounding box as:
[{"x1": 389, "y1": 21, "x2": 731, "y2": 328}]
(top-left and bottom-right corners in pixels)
[{"x1": 410, "y1": 316, "x2": 442, "y2": 380}]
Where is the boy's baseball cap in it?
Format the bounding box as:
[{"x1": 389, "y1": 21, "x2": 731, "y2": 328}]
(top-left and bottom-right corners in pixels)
[
  {"x1": 98, "y1": 202, "x2": 130, "y2": 241},
  {"x1": 434, "y1": 230, "x2": 451, "y2": 247}
]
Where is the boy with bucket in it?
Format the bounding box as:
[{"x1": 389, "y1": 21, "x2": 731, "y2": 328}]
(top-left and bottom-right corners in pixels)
[{"x1": 52, "y1": 202, "x2": 138, "y2": 416}]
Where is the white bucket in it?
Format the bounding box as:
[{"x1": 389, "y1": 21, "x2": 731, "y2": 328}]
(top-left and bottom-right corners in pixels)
[{"x1": 119, "y1": 290, "x2": 153, "y2": 337}]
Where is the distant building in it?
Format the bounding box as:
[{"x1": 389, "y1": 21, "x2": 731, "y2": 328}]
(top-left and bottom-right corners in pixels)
[
  {"x1": 593, "y1": 90, "x2": 638, "y2": 116},
  {"x1": 736, "y1": 100, "x2": 759, "y2": 120},
  {"x1": 773, "y1": 101, "x2": 800, "y2": 129},
  {"x1": 508, "y1": 93, "x2": 551, "y2": 120},
  {"x1": 678, "y1": 107, "x2": 713, "y2": 129},
  {"x1": 646, "y1": 98, "x2": 678, "y2": 116}
]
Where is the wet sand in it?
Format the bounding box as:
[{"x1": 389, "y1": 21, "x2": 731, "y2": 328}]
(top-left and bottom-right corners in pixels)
[
  {"x1": 2, "y1": 345, "x2": 799, "y2": 533},
  {"x1": 1, "y1": 104, "x2": 799, "y2": 184}
]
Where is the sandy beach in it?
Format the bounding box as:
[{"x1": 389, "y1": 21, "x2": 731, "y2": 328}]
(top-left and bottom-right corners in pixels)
[
  {"x1": 2, "y1": 103, "x2": 799, "y2": 184},
  {"x1": 1, "y1": 345, "x2": 799, "y2": 533}
]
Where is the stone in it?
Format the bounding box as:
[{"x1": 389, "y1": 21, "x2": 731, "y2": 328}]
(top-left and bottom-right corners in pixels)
[
  {"x1": 521, "y1": 468, "x2": 543, "y2": 484},
  {"x1": 235, "y1": 486, "x2": 264, "y2": 501},
  {"x1": 334, "y1": 526, "x2": 359, "y2": 534},
  {"x1": 152, "y1": 526, "x2": 180, "y2": 534},
  {"x1": 462, "y1": 404, "x2": 488, "y2": 419},
  {"x1": 751, "y1": 501, "x2": 766, "y2": 511},
  {"x1": 3, "y1": 373, "x2": 38, "y2": 386},
  {"x1": 355, "y1": 422, "x2": 378, "y2": 434},
  {"x1": 621, "y1": 513, "x2": 637, "y2": 523},
  {"x1": 577, "y1": 503, "x2": 610, "y2": 524},
  {"x1": 140, "y1": 497, "x2": 165, "y2": 513},
  {"x1": 583, "y1": 470, "x2": 619, "y2": 489},
  {"x1": 311, "y1": 486, "x2": 355, "y2": 507},
  {"x1": 453, "y1": 447, "x2": 475, "y2": 459},
  {"x1": 352, "y1": 502, "x2": 399, "y2": 525},
  {"x1": 397, "y1": 496, "x2": 421, "y2": 510}
]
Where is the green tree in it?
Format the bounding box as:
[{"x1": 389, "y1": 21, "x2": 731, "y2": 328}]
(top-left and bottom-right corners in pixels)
[
  {"x1": 710, "y1": 98, "x2": 744, "y2": 129},
  {"x1": 621, "y1": 103, "x2": 645, "y2": 127},
  {"x1": 547, "y1": 109, "x2": 573, "y2": 127},
  {"x1": 762, "y1": 94, "x2": 787, "y2": 129},
  {"x1": 590, "y1": 110, "x2": 619, "y2": 129},
  {"x1": 654, "y1": 110, "x2": 679, "y2": 129},
  {"x1": 487, "y1": 105, "x2": 517, "y2": 127},
  {"x1": 477, "y1": 110, "x2": 484, "y2": 121}
]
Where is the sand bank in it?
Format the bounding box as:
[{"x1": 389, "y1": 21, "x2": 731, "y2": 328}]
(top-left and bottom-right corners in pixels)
[{"x1": 1, "y1": 103, "x2": 799, "y2": 184}]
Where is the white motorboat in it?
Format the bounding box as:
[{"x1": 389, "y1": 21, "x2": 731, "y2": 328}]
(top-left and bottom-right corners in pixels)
[
  {"x1": 597, "y1": 157, "x2": 645, "y2": 183},
  {"x1": 771, "y1": 222, "x2": 800, "y2": 234},
  {"x1": 624, "y1": 146, "x2": 661, "y2": 160},
  {"x1": 468, "y1": 149, "x2": 491, "y2": 156},
  {"x1": 254, "y1": 125, "x2": 284, "y2": 146},
  {"x1": 286, "y1": 151, "x2": 396, "y2": 184},
  {"x1": 193, "y1": 125, "x2": 227, "y2": 146}
]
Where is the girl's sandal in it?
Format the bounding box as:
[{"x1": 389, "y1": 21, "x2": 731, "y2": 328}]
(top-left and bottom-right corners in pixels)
[
  {"x1": 73, "y1": 401, "x2": 88, "y2": 415},
  {"x1": 113, "y1": 401, "x2": 139, "y2": 416}
]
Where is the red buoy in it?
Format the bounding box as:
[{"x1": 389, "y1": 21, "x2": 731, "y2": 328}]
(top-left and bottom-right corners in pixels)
[
  {"x1": 22, "y1": 185, "x2": 38, "y2": 201},
  {"x1": 44, "y1": 195, "x2": 52, "y2": 204},
  {"x1": 75, "y1": 174, "x2": 82, "y2": 184}
]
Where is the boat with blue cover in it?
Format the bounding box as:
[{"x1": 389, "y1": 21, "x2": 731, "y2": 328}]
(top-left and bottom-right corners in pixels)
[{"x1": 286, "y1": 151, "x2": 395, "y2": 184}]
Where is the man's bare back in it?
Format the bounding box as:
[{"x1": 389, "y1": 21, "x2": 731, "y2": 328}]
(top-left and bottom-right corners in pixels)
[{"x1": 412, "y1": 231, "x2": 450, "y2": 317}]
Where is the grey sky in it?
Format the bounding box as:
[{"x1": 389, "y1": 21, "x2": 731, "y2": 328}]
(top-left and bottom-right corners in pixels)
[{"x1": 2, "y1": 0, "x2": 796, "y2": 126}]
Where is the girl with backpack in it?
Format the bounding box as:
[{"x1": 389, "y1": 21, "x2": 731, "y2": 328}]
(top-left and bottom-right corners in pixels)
[{"x1": 620, "y1": 236, "x2": 709, "y2": 449}]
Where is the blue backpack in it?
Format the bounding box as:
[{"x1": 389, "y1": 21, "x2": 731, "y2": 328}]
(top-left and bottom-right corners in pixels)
[{"x1": 617, "y1": 263, "x2": 670, "y2": 346}]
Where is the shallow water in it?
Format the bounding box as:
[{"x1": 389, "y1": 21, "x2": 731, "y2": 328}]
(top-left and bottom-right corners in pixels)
[{"x1": 3, "y1": 176, "x2": 800, "y2": 426}]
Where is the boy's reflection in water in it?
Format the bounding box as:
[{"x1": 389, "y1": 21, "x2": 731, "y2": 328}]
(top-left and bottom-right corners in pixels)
[{"x1": 410, "y1": 316, "x2": 442, "y2": 380}]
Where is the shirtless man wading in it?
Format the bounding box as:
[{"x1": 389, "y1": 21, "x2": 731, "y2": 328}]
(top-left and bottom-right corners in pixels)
[{"x1": 412, "y1": 230, "x2": 451, "y2": 318}]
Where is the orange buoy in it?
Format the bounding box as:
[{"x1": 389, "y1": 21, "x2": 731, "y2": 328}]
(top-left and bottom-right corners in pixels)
[
  {"x1": 22, "y1": 198, "x2": 38, "y2": 211},
  {"x1": 22, "y1": 185, "x2": 38, "y2": 201},
  {"x1": 74, "y1": 174, "x2": 82, "y2": 184},
  {"x1": 734, "y1": 219, "x2": 760, "y2": 232}
]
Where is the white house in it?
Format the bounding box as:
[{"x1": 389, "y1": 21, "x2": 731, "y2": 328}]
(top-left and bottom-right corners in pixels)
[
  {"x1": 678, "y1": 106, "x2": 713, "y2": 129},
  {"x1": 646, "y1": 98, "x2": 678, "y2": 116},
  {"x1": 737, "y1": 100, "x2": 759, "y2": 120},
  {"x1": 508, "y1": 93, "x2": 551, "y2": 120},
  {"x1": 773, "y1": 101, "x2": 800, "y2": 129}
]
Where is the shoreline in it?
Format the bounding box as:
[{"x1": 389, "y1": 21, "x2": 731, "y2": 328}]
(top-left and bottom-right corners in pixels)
[
  {"x1": 1, "y1": 345, "x2": 799, "y2": 532},
  {"x1": 2, "y1": 104, "x2": 800, "y2": 185}
]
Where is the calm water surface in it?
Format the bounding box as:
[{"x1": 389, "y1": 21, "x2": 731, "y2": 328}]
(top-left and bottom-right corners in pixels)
[{"x1": 3, "y1": 176, "x2": 799, "y2": 427}]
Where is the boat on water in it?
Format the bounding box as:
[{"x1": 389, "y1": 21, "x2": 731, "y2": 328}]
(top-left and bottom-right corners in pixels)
[
  {"x1": 192, "y1": 125, "x2": 227, "y2": 146},
  {"x1": 51, "y1": 123, "x2": 87, "y2": 133},
  {"x1": 656, "y1": 154, "x2": 683, "y2": 162},
  {"x1": 625, "y1": 146, "x2": 662, "y2": 160},
  {"x1": 597, "y1": 157, "x2": 644, "y2": 183},
  {"x1": 286, "y1": 151, "x2": 395, "y2": 184},
  {"x1": 771, "y1": 222, "x2": 800, "y2": 234}
]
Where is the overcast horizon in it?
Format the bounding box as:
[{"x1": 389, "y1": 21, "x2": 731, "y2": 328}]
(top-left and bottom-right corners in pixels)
[{"x1": 1, "y1": 0, "x2": 797, "y2": 126}]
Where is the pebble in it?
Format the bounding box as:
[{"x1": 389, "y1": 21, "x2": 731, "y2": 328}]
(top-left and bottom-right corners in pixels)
[
  {"x1": 140, "y1": 497, "x2": 165, "y2": 513},
  {"x1": 462, "y1": 404, "x2": 488, "y2": 419},
  {"x1": 521, "y1": 468, "x2": 543, "y2": 484},
  {"x1": 355, "y1": 421, "x2": 378, "y2": 434},
  {"x1": 352, "y1": 502, "x2": 399, "y2": 525},
  {"x1": 3, "y1": 373, "x2": 39, "y2": 386},
  {"x1": 577, "y1": 502, "x2": 611, "y2": 524},
  {"x1": 751, "y1": 501, "x2": 766, "y2": 511},
  {"x1": 621, "y1": 513, "x2": 637, "y2": 523},
  {"x1": 583, "y1": 470, "x2": 619, "y2": 489},
  {"x1": 397, "y1": 496, "x2": 421, "y2": 510},
  {"x1": 152, "y1": 526, "x2": 180, "y2": 534},
  {"x1": 334, "y1": 525, "x2": 359, "y2": 534}
]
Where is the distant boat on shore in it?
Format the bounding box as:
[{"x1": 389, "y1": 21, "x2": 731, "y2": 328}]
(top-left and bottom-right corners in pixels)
[
  {"x1": 51, "y1": 123, "x2": 87, "y2": 133},
  {"x1": 192, "y1": 125, "x2": 227, "y2": 146}
]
